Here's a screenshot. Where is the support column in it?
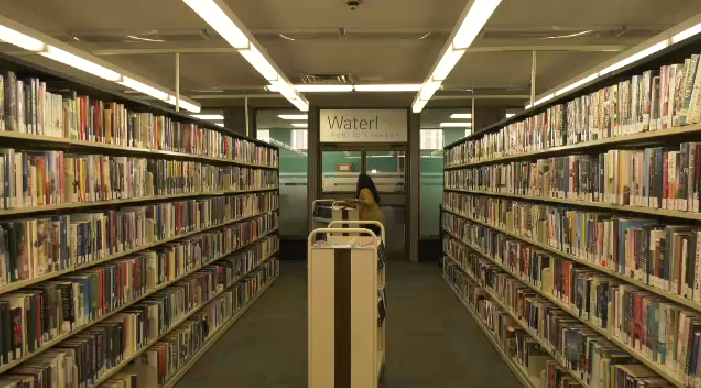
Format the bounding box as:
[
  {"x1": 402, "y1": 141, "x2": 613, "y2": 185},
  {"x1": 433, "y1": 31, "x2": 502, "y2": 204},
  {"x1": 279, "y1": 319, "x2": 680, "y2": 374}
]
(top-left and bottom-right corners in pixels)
[
  {"x1": 530, "y1": 50, "x2": 537, "y2": 105},
  {"x1": 408, "y1": 112, "x2": 419, "y2": 262},
  {"x1": 472, "y1": 106, "x2": 506, "y2": 132},
  {"x1": 223, "y1": 106, "x2": 252, "y2": 137},
  {"x1": 175, "y1": 53, "x2": 180, "y2": 112},
  {"x1": 307, "y1": 105, "x2": 320, "y2": 233}
]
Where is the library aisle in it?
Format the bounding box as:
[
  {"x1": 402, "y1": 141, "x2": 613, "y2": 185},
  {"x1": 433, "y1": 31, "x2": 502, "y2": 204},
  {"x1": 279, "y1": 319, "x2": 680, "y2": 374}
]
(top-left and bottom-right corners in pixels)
[{"x1": 174, "y1": 260, "x2": 521, "y2": 388}]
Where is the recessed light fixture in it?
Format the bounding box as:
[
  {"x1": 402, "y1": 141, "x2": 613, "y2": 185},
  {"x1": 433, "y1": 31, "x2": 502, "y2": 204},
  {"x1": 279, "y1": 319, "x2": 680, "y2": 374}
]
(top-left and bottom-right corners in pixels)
[
  {"x1": 440, "y1": 122, "x2": 472, "y2": 127},
  {"x1": 278, "y1": 114, "x2": 308, "y2": 120},
  {"x1": 192, "y1": 114, "x2": 225, "y2": 120},
  {"x1": 292, "y1": 123, "x2": 308, "y2": 128},
  {"x1": 372, "y1": 169, "x2": 377, "y2": 174},
  {"x1": 450, "y1": 113, "x2": 472, "y2": 119}
]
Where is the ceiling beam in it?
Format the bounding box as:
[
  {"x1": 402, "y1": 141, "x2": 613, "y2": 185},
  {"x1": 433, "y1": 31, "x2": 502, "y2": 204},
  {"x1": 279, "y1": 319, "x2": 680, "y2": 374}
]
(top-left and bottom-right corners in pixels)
[
  {"x1": 76, "y1": 45, "x2": 623, "y2": 55},
  {"x1": 3, "y1": 45, "x2": 625, "y2": 56}
]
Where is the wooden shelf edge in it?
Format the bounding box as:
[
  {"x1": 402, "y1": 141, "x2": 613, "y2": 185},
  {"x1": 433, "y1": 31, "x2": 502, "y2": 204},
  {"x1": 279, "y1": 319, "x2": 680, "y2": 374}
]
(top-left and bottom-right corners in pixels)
[
  {"x1": 159, "y1": 274, "x2": 279, "y2": 388},
  {"x1": 0, "y1": 245, "x2": 278, "y2": 375},
  {"x1": 443, "y1": 188, "x2": 701, "y2": 221},
  {"x1": 442, "y1": 207, "x2": 701, "y2": 314},
  {"x1": 0, "y1": 209, "x2": 278, "y2": 295},
  {"x1": 0, "y1": 187, "x2": 279, "y2": 217},
  {"x1": 442, "y1": 233, "x2": 685, "y2": 387},
  {"x1": 444, "y1": 123, "x2": 701, "y2": 170},
  {"x1": 444, "y1": 253, "x2": 592, "y2": 388},
  {"x1": 444, "y1": 276, "x2": 538, "y2": 388},
  {"x1": 0, "y1": 131, "x2": 278, "y2": 169}
]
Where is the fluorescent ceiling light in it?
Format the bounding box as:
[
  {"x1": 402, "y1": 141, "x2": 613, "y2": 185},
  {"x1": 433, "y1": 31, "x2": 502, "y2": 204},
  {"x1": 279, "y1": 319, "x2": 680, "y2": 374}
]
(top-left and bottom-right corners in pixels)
[
  {"x1": 432, "y1": 47, "x2": 464, "y2": 81},
  {"x1": 555, "y1": 73, "x2": 598, "y2": 96},
  {"x1": 525, "y1": 103, "x2": 533, "y2": 109},
  {"x1": 278, "y1": 114, "x2": 308, "y2": 119},
  {"x1": 450, "y1": 113, "x2": 472, "y2": 119},
  {"x1": 290, "y1": 97, "x2": 309, "y2": 112},
  {"x1": 294, "y1": 84, "x2": 353, "y2": 92},
  {"x1": 239, "y1": 44, "x2": 279, "y2": 81},
  {"x1": 165, "y1": 95, "x2": 201, "y2": 113},
  {"x1": 292, "y1": 123, "x2": 308, "y2": 128},
  {"x1": 533, "y1": 93, "x2": 554, "y2": 106},
  {"x1": 412, "y1": 100, "x2": 428, "y2": 113},
  {"x1": 119, "y1": 76, "x2": 169, "y2": 101},
  {"x1": 354, "y1": 84, "x2": 421, "y2": 92},
  {"x1": 181, "y1": 0, "x2": 248, "y2": 49},
  {"x1": 192, "y1": 114, "x2": 224, "y2": 120},
  {"x1": 41, "y1": 45, "x2": 122, "y2": 81},
  {"x1": 0, "y1": 25, "x2": 44, "y2": 51},
  {"x1": 440, "y1": 122, "x2": 472, "y2": 127},
  {"x1": 673, "y1": 22, "x2": 701, "y2": 43},
  {"x1": 270, "y1": 80, "x2": 297, "y2": 100},
  {"x1": 215, "y1": 123, "x2": 224, "y2": 127},
  {"x1": 419, "y1": 80, "x2": 441, "y2": 101},
  {"x1": 453, "y1": 0, "x2": 502, "y2": 49},
  {"x1": 599, "y1": 40, "x2": 667, "y2": 75},
  {"x1": 505, "y1": 113, "x2": 515, "y2": 118},
  {"x1": 177, "y1": 100, "x2": 201, "y2": 113}
]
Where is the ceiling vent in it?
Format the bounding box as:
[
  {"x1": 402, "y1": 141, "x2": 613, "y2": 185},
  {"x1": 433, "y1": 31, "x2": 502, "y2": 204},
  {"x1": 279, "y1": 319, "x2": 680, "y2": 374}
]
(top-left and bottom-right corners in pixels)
[{"x1": 300, "y1": 73, "x2": 353, "y2": 84}]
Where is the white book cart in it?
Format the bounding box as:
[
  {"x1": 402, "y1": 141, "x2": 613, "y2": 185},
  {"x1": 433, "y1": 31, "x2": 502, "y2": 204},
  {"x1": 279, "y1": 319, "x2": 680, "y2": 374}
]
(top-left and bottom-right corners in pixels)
[{"x1": 308, "y1": 221, "x2": 386, "y2": 388}]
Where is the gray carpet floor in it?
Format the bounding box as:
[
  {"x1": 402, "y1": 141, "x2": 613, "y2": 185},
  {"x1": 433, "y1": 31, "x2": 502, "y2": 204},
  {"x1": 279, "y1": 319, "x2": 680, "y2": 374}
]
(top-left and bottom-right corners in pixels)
[{"x1": 173, "y1": 260, "x2": 522, "y2": 388}]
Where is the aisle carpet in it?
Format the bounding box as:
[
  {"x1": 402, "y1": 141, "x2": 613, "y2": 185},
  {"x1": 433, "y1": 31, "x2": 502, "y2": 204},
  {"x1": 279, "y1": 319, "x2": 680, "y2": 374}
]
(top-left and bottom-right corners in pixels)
[{"x1": 174, "y1": 260, "x2": 522, "y2": 388}]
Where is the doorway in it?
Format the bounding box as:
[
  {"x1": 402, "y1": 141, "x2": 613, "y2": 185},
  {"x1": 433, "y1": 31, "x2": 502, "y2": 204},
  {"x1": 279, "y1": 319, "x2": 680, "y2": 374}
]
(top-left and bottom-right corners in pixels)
[{"x1": 319, "y1": 144, "x2": 407, "y2": 260}]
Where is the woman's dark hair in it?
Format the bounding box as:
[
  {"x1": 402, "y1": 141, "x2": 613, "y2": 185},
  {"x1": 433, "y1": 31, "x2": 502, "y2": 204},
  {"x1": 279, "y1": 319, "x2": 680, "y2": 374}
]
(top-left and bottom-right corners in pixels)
[{"x1": 356, "y1": 173, "x2": 380, "y2": 204}]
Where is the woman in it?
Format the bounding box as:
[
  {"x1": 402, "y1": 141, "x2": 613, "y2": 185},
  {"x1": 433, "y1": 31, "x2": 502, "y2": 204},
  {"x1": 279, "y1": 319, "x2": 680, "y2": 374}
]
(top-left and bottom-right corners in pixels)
[{"x1": 346, "y1": 173, "x2": 384, "y2": 237}]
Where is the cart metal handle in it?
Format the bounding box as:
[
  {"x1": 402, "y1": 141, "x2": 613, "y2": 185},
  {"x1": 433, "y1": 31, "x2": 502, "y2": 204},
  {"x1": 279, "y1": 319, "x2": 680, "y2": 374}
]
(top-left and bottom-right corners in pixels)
[
  {"x1": 308, "y1": 228, "x2": 378, "y2": 251},
  {"x1": 328, "y1": 221, "x2": 385, "y2": 242}
]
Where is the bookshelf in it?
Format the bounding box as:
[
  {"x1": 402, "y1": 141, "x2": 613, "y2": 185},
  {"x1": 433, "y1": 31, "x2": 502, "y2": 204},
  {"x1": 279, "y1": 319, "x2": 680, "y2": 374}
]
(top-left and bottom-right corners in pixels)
[
  {"x1": 442, "y1": 34, "x2": 701, "y2": 388},
  {"x1": 0, "y1": 51, "x2": 281, "y2": 388}
]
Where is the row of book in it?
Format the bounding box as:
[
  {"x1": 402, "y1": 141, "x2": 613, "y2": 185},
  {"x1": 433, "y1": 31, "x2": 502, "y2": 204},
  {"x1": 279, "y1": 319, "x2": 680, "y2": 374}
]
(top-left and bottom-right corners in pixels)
[
  {"x1": 444, "y1": 141, "x2": 701, "y2": 212},
  {"x1": 443, "y1": 209, "x2": 701, "y2": 385},
  {"x1": 0, "y1": 231, "x2": 278, "y2": 371},
  {"x1": 128, "y1": 259, "x2": 277, "y2": 388},
  {"x1": 444, "y1": 190, "x2": 701, "y2": 304},
  {"x1": 444, "y1": 52, "x2": 701, "y2": 167},
  {"x1": 0, "y1": 149, "x2": 278, "y2": 209},
  {"x1": 444, "y1": 251, "x2": 672, "y2": 388},
  {"x1": 0, "y1": 192, "x2": 278, "y2": 287},
  {"x1": 0, "y1": 71, "x2": 278, "y2": 167},
  {"x1": 0, "y1": 251, "x2": 278, "y2": 388}
]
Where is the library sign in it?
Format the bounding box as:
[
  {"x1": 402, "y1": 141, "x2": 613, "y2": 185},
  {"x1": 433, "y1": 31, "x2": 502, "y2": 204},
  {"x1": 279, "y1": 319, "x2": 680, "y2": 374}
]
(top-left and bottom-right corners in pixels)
[{"x1": 320, "y1": 109, "x2": 407, "y2": 142}]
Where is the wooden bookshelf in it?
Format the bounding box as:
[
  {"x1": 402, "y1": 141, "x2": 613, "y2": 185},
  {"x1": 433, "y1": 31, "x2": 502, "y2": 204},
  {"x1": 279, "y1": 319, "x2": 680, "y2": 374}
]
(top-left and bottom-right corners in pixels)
[
  {"x1": 442, "y1": 234, "x2": 685, "y2": 388},
  {"x1": 444, "y1": 123, "x2": 701, "y2": 170},
  {"x1": 444, "y1": 275, "x2": 539, "y2": 388},
  {"x1": 0, "y1": 188, "x2": 278, "y2": 218},
  {"x1": 0, "y1": 132, "x2": 278, "y2": 169},
  {"x1": 438, "y1": 31, "x2": 701, "y2": 387},
  {"x1": 0, "y1": 211, "x2": 278, "y2": 295},
  {"x1": 445, "y1": 188, "x2": 701, "y2": 221},
  {"x1": 159, "y1": 274, "x2": 278, "y2": 388},
  {"x1": 444, "y1": 254, "x2": 591, "y2": 388},
  {"x1": 0, "y1": 233, "x2": 278, "y2": 375},
  {"x1": 0, "y1": 50, "x2": 282, "y2": 388},
  {"x1": 443, "y1": 206, "x2": 701, "y2": 315}
]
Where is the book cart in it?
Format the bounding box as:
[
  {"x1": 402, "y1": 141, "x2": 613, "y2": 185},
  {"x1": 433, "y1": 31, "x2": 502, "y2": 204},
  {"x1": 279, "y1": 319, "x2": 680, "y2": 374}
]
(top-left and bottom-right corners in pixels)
[{"x1": 308, "y1": 221, "x2": 386, "y2": 388}]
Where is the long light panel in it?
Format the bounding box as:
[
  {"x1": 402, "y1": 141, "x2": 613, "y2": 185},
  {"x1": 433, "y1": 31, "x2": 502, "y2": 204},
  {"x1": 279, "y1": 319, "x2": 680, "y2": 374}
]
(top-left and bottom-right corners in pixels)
[
  {"x1": 412, "y1": 0, "x2": 502, "y2": 113},
  {"x1": 0, "y1": 15, "x2": 202, "y2": 113},
  {"x1": 267, "y1": 84, "x2": 421, "y2": 93},
  {"x1": 527, "y1": 14, "x2": 701, "y2": 110},
  {"x1": 180, "y1": 0, "x2": 309, "y2": 111}
]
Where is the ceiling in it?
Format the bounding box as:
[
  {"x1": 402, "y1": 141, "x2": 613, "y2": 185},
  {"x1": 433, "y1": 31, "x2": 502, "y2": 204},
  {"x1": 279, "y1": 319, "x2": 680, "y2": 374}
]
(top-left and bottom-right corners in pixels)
[{"x1": 1, "y1": 0, "x2": 701, "y2": 112}]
